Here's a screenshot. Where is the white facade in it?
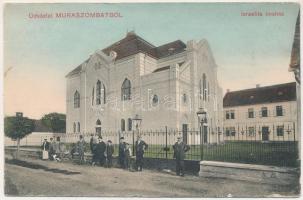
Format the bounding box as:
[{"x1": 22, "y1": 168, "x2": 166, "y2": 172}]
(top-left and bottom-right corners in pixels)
[
  {"x1": 223, "y1": 98, "x2": 298, "y2": 141},
  {"x1": 66, "y1": 33, "x2": 223, "y2": 144}
]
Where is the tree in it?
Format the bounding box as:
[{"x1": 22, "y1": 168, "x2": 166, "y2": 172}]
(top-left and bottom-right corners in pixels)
[
  {"x1": 41, "y1": 113, "x2": 66, "y2": 133},
  {"x1": 5, "y1": 115, "x2": 35, "y2": 159}
]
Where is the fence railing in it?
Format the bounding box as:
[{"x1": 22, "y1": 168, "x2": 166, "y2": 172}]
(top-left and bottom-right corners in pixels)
[{"x1": 6, "y1": 123, "x2": 299, "y2": 167}]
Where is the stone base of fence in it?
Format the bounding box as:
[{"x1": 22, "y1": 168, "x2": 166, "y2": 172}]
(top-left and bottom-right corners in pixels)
[{"x1": 199, "y1": 160, "x2": 300, "y2": 185}]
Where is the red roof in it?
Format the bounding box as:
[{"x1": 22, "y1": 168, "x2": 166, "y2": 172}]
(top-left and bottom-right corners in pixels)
[
  {"x1": 223, "y1": 82, "x2": 297, "y2": 107},
  {"x1": 66, "y1": 32, "x2": 186, "y2": 77}
]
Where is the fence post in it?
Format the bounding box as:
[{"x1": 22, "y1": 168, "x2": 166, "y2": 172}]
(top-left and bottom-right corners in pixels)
[
  {"x1": 165, "y1": 126, "x2": 168, "y2": 159},
  {"x1": 200, "y1": 124, "x2": 203, "y2": 161},
  {"x1": 132, "y1": 130, "x2": 135, "y2": 156}
]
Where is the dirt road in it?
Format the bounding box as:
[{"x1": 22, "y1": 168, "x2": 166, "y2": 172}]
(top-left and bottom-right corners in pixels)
[{"x1": 4, "y1": 157, "x2": 299, "y2": 197}]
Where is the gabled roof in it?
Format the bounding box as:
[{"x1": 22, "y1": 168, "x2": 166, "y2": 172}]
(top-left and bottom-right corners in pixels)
[
  {"x1": 66, "y1": 32, "x2": 187, "y2": 77},
  {"x1": 223, "y1": 82, "x2": 296, "y2": 107},
  {"x1": 102, "y1": 31, "x2": 157, "y2": 60}
]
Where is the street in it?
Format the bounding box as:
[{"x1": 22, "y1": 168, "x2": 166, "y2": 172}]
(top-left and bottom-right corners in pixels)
[{"x1": 4, "y1": 157, "x2": 299, "y2": 197}]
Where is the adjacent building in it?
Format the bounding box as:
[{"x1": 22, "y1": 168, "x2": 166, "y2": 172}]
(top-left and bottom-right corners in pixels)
[
  {"x1": 223, "y1": 82, "x2": 298, "y2": 141},
  {"x1": 66, "y1": 32, "x2": 223, "y2": 144}
]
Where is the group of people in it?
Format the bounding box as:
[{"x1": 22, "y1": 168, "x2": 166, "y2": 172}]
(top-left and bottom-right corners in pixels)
[
  {"x1": 118, "y1": 135, "x2": 148, "y2": 171},
  {"x1": 41, "y1": 134, "x2": 190, "y2": 176},
  {"x1": 89, "y1": 134, "x2": 115, "y2": 167},
  {"x1": 41, "y1": 136, "x2": 63, "y2": 162}
]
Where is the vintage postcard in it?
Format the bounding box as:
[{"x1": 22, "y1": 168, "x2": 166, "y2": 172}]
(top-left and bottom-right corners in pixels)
[{"x1": 2, "y1": 1, "x2": 301, "y2": 198}]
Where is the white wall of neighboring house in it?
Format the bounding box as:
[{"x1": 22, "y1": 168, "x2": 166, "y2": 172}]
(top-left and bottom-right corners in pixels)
[
  {"x1": 5, "y1": 132, "x2": 66, "y2": 146},
  {"x1": 223, "y1": 101, "x2": 298, "y2": 141}
]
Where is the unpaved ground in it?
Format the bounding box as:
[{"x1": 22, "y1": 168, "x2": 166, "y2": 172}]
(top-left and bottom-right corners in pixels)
[{"x1": 4, "y1": 157, "x2": 300, "y2": 197}]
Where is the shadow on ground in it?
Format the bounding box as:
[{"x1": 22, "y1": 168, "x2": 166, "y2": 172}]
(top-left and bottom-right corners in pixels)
[{"x1": 5, "y1": 159, "x2": 81, "y2": 175}]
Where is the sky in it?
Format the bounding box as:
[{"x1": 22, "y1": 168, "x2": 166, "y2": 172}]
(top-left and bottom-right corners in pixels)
[{"x1": 3, "y1": 3, "x2": 300, "y2": 119}]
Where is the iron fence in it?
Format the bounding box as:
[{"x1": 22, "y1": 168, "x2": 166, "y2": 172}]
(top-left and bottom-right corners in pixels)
[{"x1": 7, "y1": 122, "x2": 299, "y2": 167}]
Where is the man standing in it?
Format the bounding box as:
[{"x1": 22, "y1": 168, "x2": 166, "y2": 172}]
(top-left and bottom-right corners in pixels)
[
  {"x1": 173, "y1": 136, "x2": 190, "y2": 177},
  {"x1": 135, "y1": 135, "x2": 148, "y2": 171},
  {"x1": 77, "y1": 135, "x2": 86, "y2": 165},
  {"x1": 48, "y1": 137, "x2": 55, "y2": 160},
  {"x1": 118, "y1": 137, "x2": 126, "y2": 168},
  {"x1": 95, "y1": 136, "x2": 106, "y2": 166},
  {"x1": 105, "y1": 140, "x2": 114, "y2": 168}
]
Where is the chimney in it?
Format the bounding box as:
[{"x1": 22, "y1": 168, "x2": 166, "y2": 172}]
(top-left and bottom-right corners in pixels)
[
  {"x1": 16, "y1": 112, "x2": 23, "y2": 117},
  {"x1": 256, "y1": 84, "x2": 260, "y2": 88}
]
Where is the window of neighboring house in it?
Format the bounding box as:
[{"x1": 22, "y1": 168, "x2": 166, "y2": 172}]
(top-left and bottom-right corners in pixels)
[
  {"x1": 276, "y1": 106, "x2": 283, "y2": 116},
  {"x1": 248, "y1": 108, "x2": 254, "y2": 118},
  {"x1": 230, "y1": 110, "x2": 235, "y2": 119},
  {"x1": 277, "y1": 126, "x2": 284, "y2": 136},
  {"x1": 121, "y1": 79, "x2": 131, "y2": 101},
  {"x1": 77, "y1": 122, "x2": 80, "y2": 133},
  {"x1": 226, "y1": 111, "x2": 230, "y2": 120},
  {"x1": 248, "y1": 127, "x2": 255, "y2": 136},
  {"x1": 225, "y1": 128, "x2": 230, "y2": 136},
  {"x1": 74, "y1": 91, "x2": 80, "y2": 108},
  {"x1": 121, "y1": 119, "x2": 125, "y2": 132},
  {"x1": 128, "y1": 118, "x2": 132, "y2": 131},
  {"x1": 230, "y1": 127, "x2": 236, "y2": 136},
  {"x1": 261, "y1": 107, "x2": 268, "y2": 117}
]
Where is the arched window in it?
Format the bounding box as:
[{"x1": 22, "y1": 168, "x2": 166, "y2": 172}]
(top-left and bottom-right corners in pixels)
[
  {"x1": 121, "y1": 78, "x2": 131, "y2": 101},
  {"x1": 121, "y1": 119, "x2": 125, "y2": 131},
  {"x1": 92, "y1": 87, "x2": 94, "y2": 106},
  {"x1": 152, "y1": 95, "x2": 159, "y2": 106},
  {"x1": 96, "y1": 80, "x2": 106, "y2": 105},
  {"x1": 202, "y1": 73, "x2": 207, "y2": 101},
  {"x1": 183, "y1": 93, "x2": 187, "y2": 104},
  {"x1": 77, "y1": 122, "x2": 80, "y2": 133},
  {"x1": 73, "y1": 122, "x2": 76, "y2": 133},
  {"x1": 96, "y1": 119, "x2": 101, "y2": 135},
  {"x1": 128, "y1": 118, "x2": 132, "y2": 131},
  {"x1": 74, "y1": 91, "x2": 80, "y2": 108}
]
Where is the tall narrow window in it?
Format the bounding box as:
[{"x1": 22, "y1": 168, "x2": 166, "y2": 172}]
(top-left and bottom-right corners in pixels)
[
  {"x1": 96, "y1": 80, "x2": 101, "y2": 105},
  {"x1": 73, "y1": 123, "x2": 76, "y2": 133},
  {"x1": 128, "y1": 118, "x2": 132, "y2": 131},
  {"x1": 202, "y1": 73, "x2": 207, "y2": 101},
  {"x1": 207, "y1": 82, "x2": 210, "y2": 101},
  {"x1": 121, "y1": 119, "x2": 125, "y2": 131},
  {"x1": 121, "y1": 79, "x2": 131, "y2": 100},
  {"x1": 77, "y1": 122, "x2": 80, "y2": 133},
  {"x1": 74, "y1": 91, "x2": 80, "y2": 108},
  {"x1": 96, "y1": 80, "x2": 106, "y2": 105},
  {"x1": 92, "y1": 87, "x2": 94, "y2": 106}
]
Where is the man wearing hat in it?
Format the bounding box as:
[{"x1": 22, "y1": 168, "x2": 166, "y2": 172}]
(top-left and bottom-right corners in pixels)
[
  {"x1": 106, "y1": 140, "x2": 114, "y2": 167},
  {"x1": 173, "y1": 136, "x2": 190, "y2": 176},
  {"x1": 118, "y1": 137, "x2": 126, "y2": 168},
  {"x1": 135, "y1": 135, "x2": 148, "y2": 171}
]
